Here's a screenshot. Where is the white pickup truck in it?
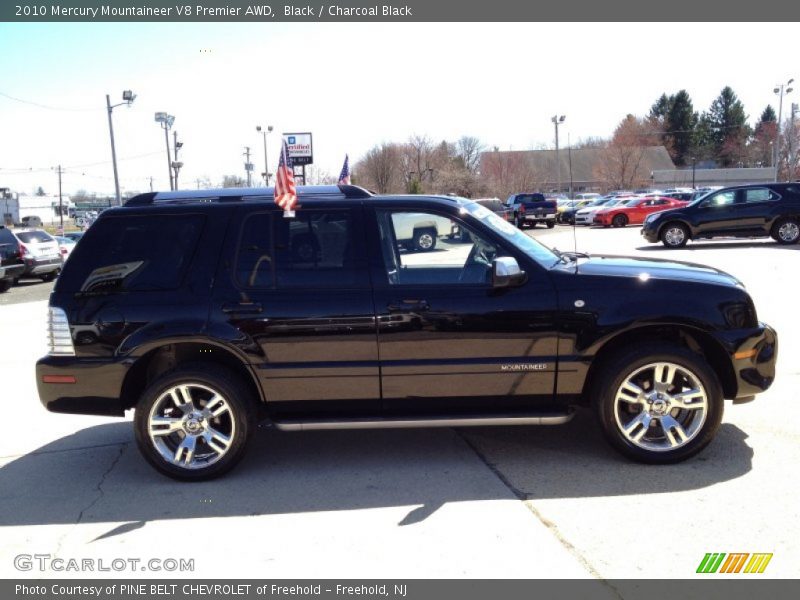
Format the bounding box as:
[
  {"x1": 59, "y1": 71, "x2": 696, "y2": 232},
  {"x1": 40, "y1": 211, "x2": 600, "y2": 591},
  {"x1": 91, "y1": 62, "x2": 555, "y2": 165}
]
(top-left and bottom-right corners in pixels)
[{"x1": 392, "y1": 212, "x2": 455, "y2": 252}]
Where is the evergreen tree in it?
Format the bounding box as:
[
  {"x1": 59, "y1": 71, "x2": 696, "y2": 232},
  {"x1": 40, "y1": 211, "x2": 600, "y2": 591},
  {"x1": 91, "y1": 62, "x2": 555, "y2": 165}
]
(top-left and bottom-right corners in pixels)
[
  {"x1": 664, "y1": 90, "x2": 697, "y2": 166},
  {"x1": 707, "y1": 87, "x2": 750, "y2": 166},
  {"x1": 759, "y1": 105, "x2": 777, "y2": 124}
]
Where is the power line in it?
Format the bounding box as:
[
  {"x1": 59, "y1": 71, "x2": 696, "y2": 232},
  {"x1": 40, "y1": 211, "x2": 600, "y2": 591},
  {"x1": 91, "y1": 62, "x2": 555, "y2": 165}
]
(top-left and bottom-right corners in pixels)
[{"x1": 0, "y1": 90, "x2": 100, "y2": 112}]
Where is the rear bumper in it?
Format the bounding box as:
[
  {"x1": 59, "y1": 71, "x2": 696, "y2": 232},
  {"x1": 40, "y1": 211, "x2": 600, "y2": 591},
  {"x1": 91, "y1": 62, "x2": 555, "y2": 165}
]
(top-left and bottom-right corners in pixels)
[
  {"x1": 524, "y1": 212, "x2": 556, "y2": 222},
  {"x1": 0, "y1": 264, "x2": 25, "y2": 281},
  {"x1": 23, "y1": 257, "x2": 62, "y2": 276},
  {"x1": 713, "y1": 323, "x2": 778, "y2": 401},
  {"x1": 36, "y1": 355, "x2": 130, "y2": 416}
]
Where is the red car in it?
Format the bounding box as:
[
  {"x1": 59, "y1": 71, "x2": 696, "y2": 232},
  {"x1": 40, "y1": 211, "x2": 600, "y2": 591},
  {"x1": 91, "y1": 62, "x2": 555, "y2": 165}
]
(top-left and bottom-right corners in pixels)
[{"x1": 593, "y1": 196, "x2": 689, "y2": 227}]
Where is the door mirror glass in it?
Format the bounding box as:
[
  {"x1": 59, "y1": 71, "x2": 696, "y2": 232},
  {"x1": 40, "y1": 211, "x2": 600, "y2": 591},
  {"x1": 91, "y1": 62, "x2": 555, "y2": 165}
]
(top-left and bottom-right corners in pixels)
[{"x1": 492, "y1": 256, "x2": 526, "y2": 288}]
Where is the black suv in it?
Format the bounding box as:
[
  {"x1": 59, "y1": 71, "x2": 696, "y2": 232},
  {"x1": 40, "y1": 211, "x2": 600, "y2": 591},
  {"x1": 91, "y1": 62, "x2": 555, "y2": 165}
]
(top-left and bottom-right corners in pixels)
[
  {"x1": 36, "y1": 186, "x2": 777, "y2": 480},
  {"x1": 0, "y1": 226, "x2": 25, "y2": 292},
  {"x1": 641, "y1": 183, "x2": 800, "y2": 248}
]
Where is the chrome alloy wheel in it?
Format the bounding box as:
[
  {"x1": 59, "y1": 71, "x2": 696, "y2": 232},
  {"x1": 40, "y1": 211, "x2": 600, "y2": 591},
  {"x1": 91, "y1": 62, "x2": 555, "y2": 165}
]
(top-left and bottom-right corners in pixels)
[
  {"x1": 148, "y1": 383, "x2": 236, "y2": 469},
  {"x1": 778, "y1": 221, "x2": 799, "y2": 242},
  {"x1": 416, "y1": 233, "x2": 435, "y2": 250},
  {"x1": 613, "y1": 362, "x2": 708, "y2": 452},
  {"x1": 664, "y1": 226, "x2": 686, "y2": 246}
]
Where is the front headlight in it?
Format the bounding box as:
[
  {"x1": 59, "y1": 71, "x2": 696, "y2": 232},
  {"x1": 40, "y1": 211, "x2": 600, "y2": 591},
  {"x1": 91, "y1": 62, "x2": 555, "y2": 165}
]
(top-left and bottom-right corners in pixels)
[{"x1": 644, "y1": 213, "x2": 658, "y2": 225}]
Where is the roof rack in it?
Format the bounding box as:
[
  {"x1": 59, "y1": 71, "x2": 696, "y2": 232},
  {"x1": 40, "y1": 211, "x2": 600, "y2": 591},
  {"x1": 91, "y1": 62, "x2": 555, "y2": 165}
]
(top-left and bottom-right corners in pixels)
[{"x1": 125, "y1": 184, "x2": 372, "y2": 206}]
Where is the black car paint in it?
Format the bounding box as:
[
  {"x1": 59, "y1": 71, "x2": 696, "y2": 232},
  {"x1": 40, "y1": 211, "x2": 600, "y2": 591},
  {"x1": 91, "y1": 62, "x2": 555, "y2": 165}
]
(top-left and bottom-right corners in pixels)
[
  {"x1": 36, "y1": 188, "x2": 777, "y2": 419},
  {"x1": 641, "y1": 183, "x2": 800, "y2": 243}
]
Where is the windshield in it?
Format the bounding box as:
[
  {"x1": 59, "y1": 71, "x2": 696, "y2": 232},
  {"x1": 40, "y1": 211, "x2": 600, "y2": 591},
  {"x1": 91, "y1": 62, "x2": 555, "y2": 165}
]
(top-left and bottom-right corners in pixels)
[{"x1": 462, "y1": 202, "x2": 560, "y2": 266}]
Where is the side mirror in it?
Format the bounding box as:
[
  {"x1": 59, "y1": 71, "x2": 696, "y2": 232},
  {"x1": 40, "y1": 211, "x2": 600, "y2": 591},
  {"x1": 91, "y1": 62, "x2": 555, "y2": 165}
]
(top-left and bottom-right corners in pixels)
[{"x1": 492, "y1": 256, "x2": 526, "y2": 288}]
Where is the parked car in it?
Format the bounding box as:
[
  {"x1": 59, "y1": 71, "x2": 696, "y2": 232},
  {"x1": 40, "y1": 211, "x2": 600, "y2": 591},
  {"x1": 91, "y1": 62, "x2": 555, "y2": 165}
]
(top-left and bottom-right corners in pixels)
[
  {"x1": 556, "y1": 199, "x2": 593, "y2": 222},
  {"x1": 54, "y1": 235, "x2": 78, "y2": 262},
  {"x1": 641, "y1": 183, "x2": 800, "y2": 248},
  {"x1": 473, "y1": 198, "x2": 512, "y2": 222},
  {"x1": 573, "y1": 196, "x2": 635, "y2": 225},
  {"x1": 62, "y1": 232, "x2": 84, "y2": 243},
  {"x1": 36, "y1": 185, "x2": 777, "y2": 480},
  {"x1": 505, "y1": 193, "x2": 557, "y2": 229},
  {"x1": 19, "y1": 215, "x2": 43, "y2": 228},
  {"x1": 0, "y1": 225, "x2": 25, "y2": 292},
  {"x1": 594, "y1": 196, "x2": 689, "y2": 228},
  {"x1": 6, "y1": 228, "x2": 62, "y2": 281},
  {"x1": 391, "y1": 211, "x2": 454, "y2": 251}
]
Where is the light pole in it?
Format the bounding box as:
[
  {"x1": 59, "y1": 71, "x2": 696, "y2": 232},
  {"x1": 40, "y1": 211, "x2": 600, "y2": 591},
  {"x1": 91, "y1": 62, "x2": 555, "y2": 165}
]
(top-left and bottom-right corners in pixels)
[
  {"x1": 154, "y1": 112, "x2": 176, "y2": 190},
  {"x1": 256, "y1": 125, "x2": 273, "y2": 185},
  {"x1": 690, "y1": 156, "x2": 697, "y2": 189},
  {"x1": 172, "y1": 131, "x2": 183, "y2": 190},
  {"x1": 551, "y1": 115, "x2": 566, "y2": 193},
  {"x1": 106, "y1": 90, "x2": 136, "y2": 205},
  {"x1": 773, "y1": 79, "x2": 794, "y2": 181}
]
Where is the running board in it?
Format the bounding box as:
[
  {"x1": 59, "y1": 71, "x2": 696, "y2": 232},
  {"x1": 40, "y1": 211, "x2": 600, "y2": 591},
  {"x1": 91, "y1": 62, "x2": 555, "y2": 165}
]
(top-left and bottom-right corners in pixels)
[{"x1": 273, "y1": 411, "x2": 575, "y2": 432}]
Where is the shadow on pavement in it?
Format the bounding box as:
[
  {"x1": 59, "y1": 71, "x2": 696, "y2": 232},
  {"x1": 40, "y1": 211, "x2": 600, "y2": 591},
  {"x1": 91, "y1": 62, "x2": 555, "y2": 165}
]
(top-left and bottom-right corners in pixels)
[
  {"x1": 0, "y1": 411, "x2": 753, "y2": 532},
  {"x1": 636, "y1": 240, "x2": 799, "y2": 251}
]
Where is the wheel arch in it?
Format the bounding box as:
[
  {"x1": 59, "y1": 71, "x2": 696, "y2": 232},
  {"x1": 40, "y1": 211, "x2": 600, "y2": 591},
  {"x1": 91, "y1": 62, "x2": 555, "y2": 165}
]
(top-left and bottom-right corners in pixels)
[
  {"x1": 581, "y1": 324, "x2": 737, "y2": 403},
  {"x1": 657, "y1": 218, "x2": 692, "y2": 241},
  {"x1": 119, "y1": 340, "x2": 266, "y2": 415}
]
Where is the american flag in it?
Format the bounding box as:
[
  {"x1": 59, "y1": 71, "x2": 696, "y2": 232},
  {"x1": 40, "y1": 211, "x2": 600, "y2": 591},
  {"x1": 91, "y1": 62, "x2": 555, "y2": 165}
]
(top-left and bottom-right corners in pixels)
[
  {"x1": 274, "y1": 140, "x2": 297, "y2": 212},
  {"x1": 338, "y1": 154, "x2": 351, "y2": 185}
]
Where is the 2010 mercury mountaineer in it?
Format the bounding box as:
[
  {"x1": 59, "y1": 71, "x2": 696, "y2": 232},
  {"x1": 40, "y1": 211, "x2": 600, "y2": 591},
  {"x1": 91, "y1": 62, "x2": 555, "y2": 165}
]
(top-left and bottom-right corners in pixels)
[{"x1": 36, "y1": 185, "x2": 778, "y2": 480}]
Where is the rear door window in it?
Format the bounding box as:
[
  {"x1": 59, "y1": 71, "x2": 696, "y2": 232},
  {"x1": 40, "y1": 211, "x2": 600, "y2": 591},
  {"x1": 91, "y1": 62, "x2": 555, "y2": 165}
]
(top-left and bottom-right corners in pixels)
[
  {"x1": 743, "y1": 188, "x2": 779, "y2": 203},
  {"x1": 57, "y1": 214, "x2": 204, "y2": 293}
]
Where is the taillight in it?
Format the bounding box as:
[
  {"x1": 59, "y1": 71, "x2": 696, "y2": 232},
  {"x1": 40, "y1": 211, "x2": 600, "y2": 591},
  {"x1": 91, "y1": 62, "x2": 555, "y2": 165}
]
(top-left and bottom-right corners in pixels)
[
  {"x1": 47, "y1": 307, "x2": 75, "y2": 356},
  {"x1": 60, "y1": 246, "x2": 67, "y2": 255},
  {"x1": 518, "y1": 204, "x2": 526, "y2": 214},
  {"x1": 18, "y1": 242, "x2": 29, "y2": 258}
]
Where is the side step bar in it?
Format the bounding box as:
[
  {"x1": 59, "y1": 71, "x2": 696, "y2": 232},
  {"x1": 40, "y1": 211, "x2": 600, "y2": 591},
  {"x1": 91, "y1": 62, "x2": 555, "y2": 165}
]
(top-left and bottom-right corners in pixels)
[{"x1": 273, "y1": 411, "x2": 575, "y2": 432}]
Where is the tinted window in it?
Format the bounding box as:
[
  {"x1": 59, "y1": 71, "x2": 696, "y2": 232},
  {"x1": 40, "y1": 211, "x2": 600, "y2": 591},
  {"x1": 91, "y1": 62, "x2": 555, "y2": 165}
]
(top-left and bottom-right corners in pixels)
[
  {"x1": 701, "y1": 191, "x2": 735, "y2": 207},
  {"x1": 58, "y1": 214, "x2": 204, "y2": 293},
  {"x1": 744, "y1": 188, "x2": 779, "y2": 203},
  {"x1": 236, "y1": 209, "x2": 365, "y2": 289},
  {"x1": 16, "y1": 231, "x2": 54, "y2": 243}
]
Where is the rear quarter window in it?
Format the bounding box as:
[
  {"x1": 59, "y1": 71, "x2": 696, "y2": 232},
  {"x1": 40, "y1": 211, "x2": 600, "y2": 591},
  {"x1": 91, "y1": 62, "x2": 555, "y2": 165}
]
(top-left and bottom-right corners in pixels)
[{"x1": 56, "y1": 214, "x2": 205, "y2": 293}]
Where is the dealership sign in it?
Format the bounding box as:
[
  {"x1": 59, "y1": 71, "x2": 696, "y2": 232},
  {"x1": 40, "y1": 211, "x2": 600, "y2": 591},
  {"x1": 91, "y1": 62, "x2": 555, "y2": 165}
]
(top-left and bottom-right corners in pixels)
[{"x1": 283, "y1": 132, "x2": 313, "y2": 166}]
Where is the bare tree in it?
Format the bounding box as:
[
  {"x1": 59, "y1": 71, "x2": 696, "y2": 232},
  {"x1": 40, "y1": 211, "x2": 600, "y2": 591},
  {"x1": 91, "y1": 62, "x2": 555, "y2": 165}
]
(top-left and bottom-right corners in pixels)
[
  {"x1": 595, "y1": 115, "x2": 660, "y2": 190},
  {"x1": 305, "y1": 165, "x2": 336, "y2": 185},
  {"x1": 455, "y1": 136, "x2": 485, "y2": 173},
  {"x1": 221, "y1": 175, "x2": 247, "y2": 188},
  {"x1": 354, "y1": 143, "x2": 400, "y2": 193}
]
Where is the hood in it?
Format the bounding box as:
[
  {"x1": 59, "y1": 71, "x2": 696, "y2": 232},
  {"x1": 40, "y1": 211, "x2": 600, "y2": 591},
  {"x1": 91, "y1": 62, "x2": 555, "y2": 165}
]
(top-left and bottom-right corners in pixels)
[{"x1": 574, "y1": 254, "x2": 742, "y2": 287}]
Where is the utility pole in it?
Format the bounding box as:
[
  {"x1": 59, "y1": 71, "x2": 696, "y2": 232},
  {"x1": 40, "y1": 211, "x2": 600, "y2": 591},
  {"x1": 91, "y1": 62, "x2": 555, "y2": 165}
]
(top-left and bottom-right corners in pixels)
[
  {"x1": 55, "y1": 165, "x2": 64, "y2": 230},
  {"x1": 773, "y1": 79, "x2": 794, "y2": 181},
  {"x1": 791, "y1": 103, "x2": 798, "y2": 180},
  {"x1": 149, "y1": 176, "x2": 154, "y2": 192},
  {"x1": 551, "y1": 115, "x2": 566, "y2": 193},
  {"x1": 172, "y1": 131, "x2": 183, "y2": 190},
  {"x1": 106, "y1": 95, "x2": 121, "y2": 206},
  {"x1": 244, "y1": 146, "x2": 253, "y2": 187},
  {"x1": 567, "y1": 133, "x2": 574, "y2": 198}
]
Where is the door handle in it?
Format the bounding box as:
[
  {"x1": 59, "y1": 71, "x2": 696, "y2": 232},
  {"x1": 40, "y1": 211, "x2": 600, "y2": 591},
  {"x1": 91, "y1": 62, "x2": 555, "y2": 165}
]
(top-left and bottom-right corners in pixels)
[
  {"x1": 222, "y1": 302, "x2": 263, "y2": 314},
  {"x1": 387, "y1": 299, "x2": 430, "y2": 313}
]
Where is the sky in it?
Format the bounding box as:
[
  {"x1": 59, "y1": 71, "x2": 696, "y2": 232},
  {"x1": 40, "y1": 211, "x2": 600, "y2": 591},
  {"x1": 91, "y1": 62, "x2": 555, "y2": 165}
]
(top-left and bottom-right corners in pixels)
[{"x1": 1, "y1": 22, "x2": 799, "y2": 196}]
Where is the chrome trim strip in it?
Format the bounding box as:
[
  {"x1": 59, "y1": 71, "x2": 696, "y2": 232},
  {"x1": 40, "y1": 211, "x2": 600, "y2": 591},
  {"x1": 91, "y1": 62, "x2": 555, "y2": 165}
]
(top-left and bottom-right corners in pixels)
[{"x1": 274, "y1": 412, "x2": 574, "y2": 431}]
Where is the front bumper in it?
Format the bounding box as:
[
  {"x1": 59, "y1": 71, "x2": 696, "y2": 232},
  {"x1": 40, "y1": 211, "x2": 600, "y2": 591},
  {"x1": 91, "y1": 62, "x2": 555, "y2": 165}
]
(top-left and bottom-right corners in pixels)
[
  {"x1": 35, "y1": 355, "x2": 130, "y2": 416},
  {"x1": 713, "y1": 322, "x2": 778, "y2": 401},
  {"x1": 640, "y1": 225, "x2": 659, "y2": 242},
  {"x1": 0, "y1": 263, "x2": 25, "y2": 281}
]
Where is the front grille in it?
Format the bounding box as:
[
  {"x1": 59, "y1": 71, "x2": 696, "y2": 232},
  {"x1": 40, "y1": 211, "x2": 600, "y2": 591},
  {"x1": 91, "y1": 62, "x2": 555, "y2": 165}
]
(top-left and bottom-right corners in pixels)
[{"x1": 47, "y1": 307, "x2": 75, "y2": 356}]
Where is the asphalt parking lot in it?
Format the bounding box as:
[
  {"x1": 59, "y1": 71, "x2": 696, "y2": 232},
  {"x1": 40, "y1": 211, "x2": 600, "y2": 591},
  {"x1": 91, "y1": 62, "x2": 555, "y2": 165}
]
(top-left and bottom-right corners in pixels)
[{"x1": 0, "y1": 225, "x2": 797, "y2": 580}]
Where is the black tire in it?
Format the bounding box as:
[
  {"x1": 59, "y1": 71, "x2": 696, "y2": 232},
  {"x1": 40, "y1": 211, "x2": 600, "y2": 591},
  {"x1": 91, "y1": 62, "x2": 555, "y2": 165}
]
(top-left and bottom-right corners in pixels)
[
  {"x1": 660, "y1": 222, "x2": 689, "y2": 248},
  {"x1": 546, "y1": 220, "x2": 556, "y2": 229},
  {"x1": 611, "y1": 214, "x2": 628, "y2": 228},
  {"x1": 413, "y1": 227, "x2": 437, "y2": 252},
  {"x1": 0, "y1": 280, "x2": 11, "y2": 293},
  {"x1": 133, "y1": 363, "x2": 257, "y2": 481},
  {"x1": 771, "y1": 217, "x2": 800, "y2": 245},
  {"x1": 40, "y1": 271, "x2": 58, "y2": 282},
  {"x1": 592, "y1": 343, "x2": 723, "y2": 464},
  {"x1": 514, "y1": 214, "x2": 525, "y2": 229}
]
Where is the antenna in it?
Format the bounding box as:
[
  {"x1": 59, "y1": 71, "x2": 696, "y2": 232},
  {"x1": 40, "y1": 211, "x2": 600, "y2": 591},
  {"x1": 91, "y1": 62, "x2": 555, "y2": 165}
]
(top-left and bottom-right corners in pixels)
[{"x1": 569, "y1": 135, "x2": 578, "y2": 273}]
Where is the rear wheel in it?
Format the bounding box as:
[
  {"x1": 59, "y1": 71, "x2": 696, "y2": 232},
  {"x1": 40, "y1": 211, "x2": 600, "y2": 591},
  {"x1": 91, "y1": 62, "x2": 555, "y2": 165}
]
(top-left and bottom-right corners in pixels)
[
  {"x1": 514, "y1": 214, "x2": 525, "y2": 229},
  {"x1": 40, "y1": 271, "x2": 58, "y2": 282},
  {"x1": 771, "y1": 217, "x2": 800, "y2": 245},
  {"x1": 0, "y1": 280, "x2": 11, "y2": 293},
  {"x1": 546, "y1": 220, "x2": 556, "y2": 229},
  {"x1": 413, "y1": 228, "x2": 437, "y2": 252},
  {"x1": 660, "y1": 223, "x2": 689, "y2": 248},
  {"x1": 133, "y1": 364, "x2": 257, "y2": 481},
  {"x1": 612, "y1": 214, "x2": 628, "y2": 228},
  {"x1": 593, "y1": 344, "x2": 723, "y2": 464}
]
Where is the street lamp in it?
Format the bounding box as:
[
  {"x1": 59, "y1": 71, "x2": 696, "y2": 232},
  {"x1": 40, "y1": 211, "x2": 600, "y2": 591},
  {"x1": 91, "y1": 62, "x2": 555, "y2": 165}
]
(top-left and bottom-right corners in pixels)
[
  {"x1": 106, "y1": 90, "x2": 136, "y2": 205},
  {"x1": 154, "y1": 112, "x2": 176, "y2": 190},
  {"x1": 256, "y1": 125, "x2": 273, "y2": 185},
  {"x1": 690, "y1": 156, "x2": 697, "y2": 189},
  {"x1": 551, "y1": 115, "x2": 566, "y2": 193},
  {"x1": 773, "y1": 78, "x2": 794, "y2": 181}
]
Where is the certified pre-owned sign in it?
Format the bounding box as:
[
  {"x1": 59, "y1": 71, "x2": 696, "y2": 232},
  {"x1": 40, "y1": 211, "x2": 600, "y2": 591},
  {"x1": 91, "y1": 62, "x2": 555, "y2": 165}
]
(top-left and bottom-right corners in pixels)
[{"x1": 282, "y1": 132, "x2": 313, "y2": 165}]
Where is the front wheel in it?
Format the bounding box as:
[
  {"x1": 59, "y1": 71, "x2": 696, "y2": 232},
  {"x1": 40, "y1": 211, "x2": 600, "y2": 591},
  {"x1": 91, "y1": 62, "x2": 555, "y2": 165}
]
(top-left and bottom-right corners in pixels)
[
  {"x1": 660, "y1": 223, "x2": 689, "y2": 248},
  {"x1": 612, "y1": 214, "x2": 628, "y2": 228},
  {"x1": 133, "y1": 364, "x2": 256, "y2": 481},
  {"x1": 593, "y1": 344, "x2": 723, "y2": 464},
  {"x1": 772, "y1": 217, "x2": 800, "y2": 245},
  {"x1": 514, "y1": 214, "x2": 525, "y2": 229}
]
